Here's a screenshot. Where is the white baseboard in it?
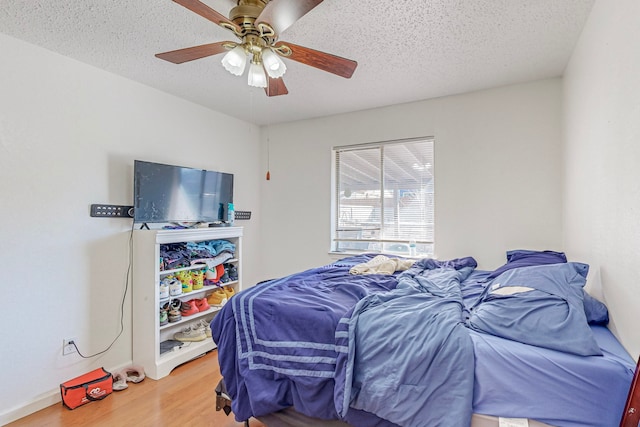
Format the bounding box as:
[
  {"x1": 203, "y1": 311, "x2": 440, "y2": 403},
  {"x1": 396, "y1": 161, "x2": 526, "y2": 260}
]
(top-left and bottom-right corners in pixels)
[
  {"x1": 0, "y1": 390, "x2": 60, "y2": 426},
  {"x1": 0, "y1": 361, "x2": 133, "y2": 426}
]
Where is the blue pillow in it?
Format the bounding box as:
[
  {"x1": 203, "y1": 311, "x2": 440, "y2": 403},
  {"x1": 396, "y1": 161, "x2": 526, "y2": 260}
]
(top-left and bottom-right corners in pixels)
[
  {"x1": 583, "y1": 292, "x2": 609, "y2": 324},
  {"x1": 487, "y1": 249, "x2": 567, "y2": 280},
  {"x1": 487, "y1": 250, "x2": 609, "y2": 325},
  {"x1": 467, "y1": 262, "x2": 602, "y2": 356}
]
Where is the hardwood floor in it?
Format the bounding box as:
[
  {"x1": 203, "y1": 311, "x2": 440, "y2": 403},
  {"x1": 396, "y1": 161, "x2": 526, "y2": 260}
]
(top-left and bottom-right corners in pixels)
[{"x1": 8, "y1": 350, "x2": 266, "y2": 427}]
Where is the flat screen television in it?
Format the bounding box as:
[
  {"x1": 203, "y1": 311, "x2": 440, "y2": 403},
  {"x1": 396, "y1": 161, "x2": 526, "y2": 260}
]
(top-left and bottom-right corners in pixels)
[{"x1": 133, "y1": 160, "x2": 233, "y2": 224}]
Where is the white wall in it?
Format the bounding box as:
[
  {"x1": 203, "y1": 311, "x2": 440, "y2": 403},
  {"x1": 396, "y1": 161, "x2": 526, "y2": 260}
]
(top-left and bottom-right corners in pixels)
[
  {"x1": 259, "y1": 79, "x2": 563, "y2": 280},
  {"x1": 563, "y1": 0, "x2": 640, "y2": 357},
  {"x1": 0, "y1": 33, "x2": 261, "y2": 423}
]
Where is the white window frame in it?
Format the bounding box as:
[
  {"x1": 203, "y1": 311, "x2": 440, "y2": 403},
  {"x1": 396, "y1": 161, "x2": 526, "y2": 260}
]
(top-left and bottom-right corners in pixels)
[{"x1": 330, "y1": 137, "x2": 435, "y2": 257}]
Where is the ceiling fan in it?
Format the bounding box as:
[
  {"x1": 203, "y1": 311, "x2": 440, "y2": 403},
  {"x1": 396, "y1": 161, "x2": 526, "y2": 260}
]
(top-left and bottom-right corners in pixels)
[{"x1": 155, "y1": 0, "x2": 358, "y2": 96}]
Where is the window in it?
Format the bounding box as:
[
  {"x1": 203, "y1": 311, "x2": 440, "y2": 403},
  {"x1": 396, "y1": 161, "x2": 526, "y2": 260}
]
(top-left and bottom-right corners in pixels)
[{"x1": 331, "y1": 137, "x2": 434, "y2": 256}]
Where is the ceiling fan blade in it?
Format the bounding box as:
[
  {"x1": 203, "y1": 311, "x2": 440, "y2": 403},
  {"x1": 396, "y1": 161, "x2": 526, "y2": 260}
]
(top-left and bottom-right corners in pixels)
[
  {"x1": 265, "y1": 76, "x2": 289, "y2": 97},
  {"x1": 156, "y1": 42, "x2": 229, "y2": 64},
  {"x1": 275, "y1": 41, "x2": 357, "y2": 78},
  {"x1": 172, "y1": 0, "x2": 240, "y2": 33},
  {"x1": 256, "y1": 0, "x2": 324, "y2": 35}
]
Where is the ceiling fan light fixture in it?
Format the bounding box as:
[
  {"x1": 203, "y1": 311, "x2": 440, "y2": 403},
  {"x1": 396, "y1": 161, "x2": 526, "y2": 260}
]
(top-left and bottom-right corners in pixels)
[
  {"x1": 221, "y1": 45, "x2": 247, "y2": 76},
  {"x1": 262, "y1": 48, "x2": 286, "y2": 79},
  {"x1": 155, "y1": 0, "x2": 358, "y2": 96},
  {"x1": 248, "y1": 61, "x2": 267, "y2": 88}
]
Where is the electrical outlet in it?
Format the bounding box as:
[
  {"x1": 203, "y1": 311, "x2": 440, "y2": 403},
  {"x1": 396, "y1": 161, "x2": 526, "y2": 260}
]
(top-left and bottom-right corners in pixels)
[{"x1": 63, "y1": 337, "x2": 77, "y2": 356}]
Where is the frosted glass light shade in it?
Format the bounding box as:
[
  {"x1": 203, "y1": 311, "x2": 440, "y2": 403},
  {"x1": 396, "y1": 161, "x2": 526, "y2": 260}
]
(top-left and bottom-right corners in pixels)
[
  {"x1": 221, "y1": 46, "x2": 247, "y2": 76},
  {"x1": 247, "y1": 62, "x2": 267, "y2": 88},
  {"x1": 262, "y1": 49, "x2": 287, "y2": 78}
]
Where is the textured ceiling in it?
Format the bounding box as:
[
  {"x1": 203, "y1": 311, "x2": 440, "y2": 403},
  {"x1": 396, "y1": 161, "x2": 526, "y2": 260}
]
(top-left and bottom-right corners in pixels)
[{"x1": 0, "y1": 0, "x2": 595, "y2": 125}]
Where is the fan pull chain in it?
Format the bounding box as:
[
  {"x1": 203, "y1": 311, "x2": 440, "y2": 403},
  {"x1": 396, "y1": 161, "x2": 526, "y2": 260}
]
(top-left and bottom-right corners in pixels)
[{"x1": 266, "y1": 133, "x2": 271, "y2": 180}]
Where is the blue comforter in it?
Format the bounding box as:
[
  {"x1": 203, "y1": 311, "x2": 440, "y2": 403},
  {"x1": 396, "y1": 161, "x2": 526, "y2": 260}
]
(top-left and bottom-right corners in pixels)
[
  {"x1": 211, "y1": 254, "x2": 622, "y2": 426},
  {"x1": 334, "y1": 257, "x2": 477, "y2": 427},
  {"x1": 212, "y1": 255, "x2": 400, "y2": 423}
]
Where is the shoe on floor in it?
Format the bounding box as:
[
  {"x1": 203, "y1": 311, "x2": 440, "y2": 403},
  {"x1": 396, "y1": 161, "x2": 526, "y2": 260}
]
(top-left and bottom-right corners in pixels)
[
  {"x1": 112, "y1": 371, "x2": 128, "y2": 391},
  {"x1": 121, "y1": 365, "x2": 146, "y2": 384}
]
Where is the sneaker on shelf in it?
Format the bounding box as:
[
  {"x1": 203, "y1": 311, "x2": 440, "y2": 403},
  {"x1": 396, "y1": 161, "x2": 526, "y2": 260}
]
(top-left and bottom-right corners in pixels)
[
  {"x1": 159, "y1": 280, "x2": 169, "y2": 299},
  {"x1": 180, "y1": 299, "x2": 199, "y2": 317},
  {"x1": 207, "y1": 289, "x2": 228, "y2": 308},
  {"x1": 195, "y1": 297, "x2": 210, "y2": 312},
  {"x1": 196, "y1": 319, "x2": 212, "y2": 338},
  {"x1": 176, "y1": 270, "x2": 193, "y2": 293},
  {"x1": 159, "y1": 307, "x2": 168, "y2": 326},
  {"x1": 222, "y1": 286, "x2": 236, "y2": 300},
  {"x1": 191, "y1": 269, "x2": 205, "y2": 291},
  {"x1": 168, "y1": 299, "x2": 182, "y2": 323},
  {"x1": 168, "y1": 279, "x2": 182, "y2": 297},
  {"x1": 173, "y1": 324, "x2": 206, "y2": 342},
  {"x1": 168, "y1": 309, "x2": 182, "y2": 323},
  {"x1": 220, "y1": 265, "x2": 230, "y2": 283},
  {"x1": 228, "y1": 265, "x2": 238, "y2": 281},
  {"x1": 161, "y1": 301, "x2": 170, "y2": 320}
]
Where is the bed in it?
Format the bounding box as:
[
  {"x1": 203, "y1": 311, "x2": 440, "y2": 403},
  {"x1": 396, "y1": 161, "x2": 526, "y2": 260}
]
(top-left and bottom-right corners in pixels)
[{"x1": 211, "y1": 251, "x2": 635, "y2": 427}]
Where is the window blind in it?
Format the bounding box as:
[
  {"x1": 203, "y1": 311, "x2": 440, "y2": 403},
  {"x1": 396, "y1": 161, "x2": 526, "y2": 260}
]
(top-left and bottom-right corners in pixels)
[{"x1": 333, "y1": 137, "x2": 434, "y2": 256}]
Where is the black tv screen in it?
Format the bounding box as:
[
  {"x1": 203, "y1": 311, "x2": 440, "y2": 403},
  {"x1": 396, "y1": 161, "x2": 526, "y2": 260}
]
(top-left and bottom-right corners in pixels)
[{"x1": 133, "y1": 160, "x2": 233, "y2": 223}]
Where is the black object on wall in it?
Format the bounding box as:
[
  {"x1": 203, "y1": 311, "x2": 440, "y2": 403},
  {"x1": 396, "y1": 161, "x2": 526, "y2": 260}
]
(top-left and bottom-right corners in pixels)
[
  {"x1": 234, "y1": 211, "x2": 251, "y2": 220},
  {"x1": 90, "y1": 204, "x2": 134, "y2": 218}
]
